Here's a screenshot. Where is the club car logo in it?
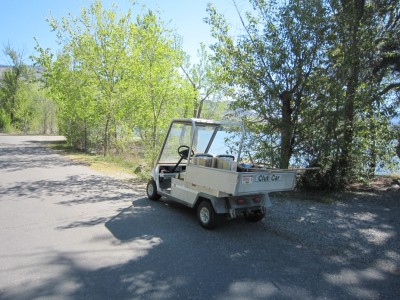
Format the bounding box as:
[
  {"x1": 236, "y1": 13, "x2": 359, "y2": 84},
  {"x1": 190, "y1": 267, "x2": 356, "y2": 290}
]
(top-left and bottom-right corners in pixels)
[{"x1": 256, "y1": 174, "x2": 281, "y2": 182}]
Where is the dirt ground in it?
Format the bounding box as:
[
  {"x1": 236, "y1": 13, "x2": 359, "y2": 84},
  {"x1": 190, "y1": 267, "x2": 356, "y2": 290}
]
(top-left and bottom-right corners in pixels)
[
  {"x1": 349, "y1": 176, "x2": 400, "y2": 193},
  {"x1": 265, "y1": 176, "x2": 399, "y2": 277}
]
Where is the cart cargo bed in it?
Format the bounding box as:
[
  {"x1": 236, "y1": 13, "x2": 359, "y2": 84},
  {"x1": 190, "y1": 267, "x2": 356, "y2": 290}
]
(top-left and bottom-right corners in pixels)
[{"x1": 185, "y1": 165, "x2": 297, "y2": 196}]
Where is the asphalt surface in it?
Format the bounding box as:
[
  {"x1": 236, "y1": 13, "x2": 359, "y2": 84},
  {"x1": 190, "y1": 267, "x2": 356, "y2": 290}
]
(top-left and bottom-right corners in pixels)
[{"x1": 0, "y1": 135, "x2": 398, "y2": 299}]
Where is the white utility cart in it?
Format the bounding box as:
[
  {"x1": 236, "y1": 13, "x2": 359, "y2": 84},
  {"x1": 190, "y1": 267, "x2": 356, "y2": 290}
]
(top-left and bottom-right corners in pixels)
[{"x1": 146, "y1": 118, "x2": 297, "y2": 229}]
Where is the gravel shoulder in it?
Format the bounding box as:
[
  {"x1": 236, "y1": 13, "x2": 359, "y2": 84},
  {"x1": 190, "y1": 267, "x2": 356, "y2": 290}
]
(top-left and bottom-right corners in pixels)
[{"x1": 264, "y1": 189, "x2": 400, "y2": 275}]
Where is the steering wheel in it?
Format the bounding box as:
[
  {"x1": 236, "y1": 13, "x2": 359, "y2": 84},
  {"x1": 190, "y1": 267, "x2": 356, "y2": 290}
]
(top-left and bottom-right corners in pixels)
[
  {"x1": 170, "y1": 145, "x2": 194, "y2": 173},
  {"x1": 178, "y1": 145, "x2": 194, "y2": 160}
]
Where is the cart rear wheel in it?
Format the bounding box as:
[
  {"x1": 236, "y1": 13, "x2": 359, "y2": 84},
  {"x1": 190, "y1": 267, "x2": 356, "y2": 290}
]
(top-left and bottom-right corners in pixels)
[
  {"x1": 147, "y1": 179, "x2": 161, "y2": 200},
  {"x1": 245, "y1": 211, "x2": 265, "y2": 222},
  {"x1": 197, "y1": 201, "x2": 217, "y2": 230}
]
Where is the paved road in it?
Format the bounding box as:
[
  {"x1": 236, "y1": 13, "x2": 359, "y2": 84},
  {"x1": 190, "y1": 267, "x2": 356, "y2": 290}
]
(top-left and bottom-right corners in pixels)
[{"x1": 0, "y1": 135, "x2": 397, "y2": 299}]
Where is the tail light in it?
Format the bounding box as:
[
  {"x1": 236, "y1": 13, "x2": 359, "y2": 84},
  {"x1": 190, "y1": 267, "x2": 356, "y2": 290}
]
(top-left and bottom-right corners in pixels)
[
  {"x1": 253, "y1": 196, "x2": 262, "y2": 203},
  {"x1": 236, "y1": 198, "x2": 246, "y2": 205}
]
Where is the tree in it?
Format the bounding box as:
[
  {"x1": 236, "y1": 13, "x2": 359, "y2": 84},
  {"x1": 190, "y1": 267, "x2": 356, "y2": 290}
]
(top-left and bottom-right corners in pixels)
[
  {"x1": 30, "y1": 86, "x2": 57, "y2": 134},
  {"x1": 181, "y1": 43, "x2": 223, "y2": 118},
  {"x1": 207, "y1": 0, "x2": 399, "y2": 189},
  {"x1": 34, "y1": 1, "x2": 194, "y2": 164},
  {"x1": 0, "y1": 45, "x2": 51, "y2": 133},
  {"x1": 34, "y1": 47, "x2": 98, "y2": 149},
  {"x1": 314, "y1": 0, "x2": 399, "y2": 186},
  {"x1": 206, "y1": 0, "x2": 328, "y2": 169},
  {"x1": 130, "y1": 11, "x2": 194, "y2": 163},
  {"x1": 373, "y1": 0, "x2": 400, "y2": 96},
  {"x1": 41, "y1": 1, "x2": 133, "y2": 155},
  {"x1": 397, "y1": 125, "x2": 400, "y2": 159},
  {"x1": 0, "y1": 45, "x2": 27, "y2": 128}
]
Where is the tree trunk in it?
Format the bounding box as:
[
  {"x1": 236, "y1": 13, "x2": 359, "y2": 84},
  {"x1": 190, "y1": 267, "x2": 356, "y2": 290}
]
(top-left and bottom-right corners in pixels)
[
  {"x1": 10, "y1": 95, "x2": 15, "y2": 124},
  {"x1": 196, "y1": 99, "x2": 205, "y2": 118},
  {"x1": 103, "y1": 116, "x2": 110, "y2": 157},
  {"x1": 338, "y1": 0, "x2": 365, "y2": 184},
  {"x1": 84, "y1": 118, "x2": 88, "y2": 153},
  {"x1": 339, "y1": 78, "x2": 357, "y2": 182},
  {"x1": 279, "y1": 91, "x2": 293, "y2": 169}
]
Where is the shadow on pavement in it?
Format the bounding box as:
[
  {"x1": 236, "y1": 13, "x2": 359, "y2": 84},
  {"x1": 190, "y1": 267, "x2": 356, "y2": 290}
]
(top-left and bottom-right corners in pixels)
[{"x1": 0, "y1": 142, "x2": 85, "y2": 172}]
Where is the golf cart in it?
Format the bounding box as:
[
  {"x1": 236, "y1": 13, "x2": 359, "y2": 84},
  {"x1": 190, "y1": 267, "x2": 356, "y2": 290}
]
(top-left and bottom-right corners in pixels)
[{"x1": 146, "y1": 118, "x2": 297, "y2": 229}]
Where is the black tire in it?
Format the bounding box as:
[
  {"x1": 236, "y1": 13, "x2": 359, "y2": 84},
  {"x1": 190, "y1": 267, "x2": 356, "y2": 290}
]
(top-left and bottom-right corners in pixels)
[
  {"x1": 147, "y1": 179, "x2": 161, "y2": 200},
  {"x1": 197, "y1": 201, "x2": 217, "y2": 230},
  {"x1": 245, "y1": 211, "x2": 265, "y2": 223}
]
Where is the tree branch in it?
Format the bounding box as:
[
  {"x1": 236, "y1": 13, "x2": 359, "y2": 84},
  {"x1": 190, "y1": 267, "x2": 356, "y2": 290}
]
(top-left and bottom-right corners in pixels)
[{"x1": 379, "y1": 82, "x2": 400, "y2": 95}]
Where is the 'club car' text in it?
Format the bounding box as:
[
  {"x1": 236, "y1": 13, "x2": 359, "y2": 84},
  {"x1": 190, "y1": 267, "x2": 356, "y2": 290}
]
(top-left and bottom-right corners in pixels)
[{"x1": 255, "y1": 174, "x2": 281, "y2": 182}]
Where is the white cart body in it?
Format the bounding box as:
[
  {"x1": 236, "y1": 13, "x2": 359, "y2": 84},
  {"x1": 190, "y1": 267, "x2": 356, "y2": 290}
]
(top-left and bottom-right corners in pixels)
[{"x1": 149, "y1": 118, "x2": 297, "y2": 226}]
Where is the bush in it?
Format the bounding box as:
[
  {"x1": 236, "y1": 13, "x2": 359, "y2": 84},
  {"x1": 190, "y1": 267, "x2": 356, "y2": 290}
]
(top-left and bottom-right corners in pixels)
[{"x1": 0, "y1": 109, "x2": 11, "y2": 132}]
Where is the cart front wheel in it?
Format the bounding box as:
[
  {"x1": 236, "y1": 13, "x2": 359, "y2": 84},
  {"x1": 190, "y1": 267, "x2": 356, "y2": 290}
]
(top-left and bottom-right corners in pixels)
[
  {"x1": 197, "y1": 201, "x2": 217, "y2": 230},
  {"x1": 147, "y1": 179, "x2": 161, "y2": 201}
]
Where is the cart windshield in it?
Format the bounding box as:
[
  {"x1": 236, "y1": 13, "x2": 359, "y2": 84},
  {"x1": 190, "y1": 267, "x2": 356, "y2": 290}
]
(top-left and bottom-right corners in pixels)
[{"x1": 158, "y1": 120, "x2": 243, "y2": 164}]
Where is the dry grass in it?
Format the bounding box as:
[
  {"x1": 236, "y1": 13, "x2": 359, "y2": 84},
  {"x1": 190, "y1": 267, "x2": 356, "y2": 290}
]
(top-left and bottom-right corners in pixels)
[{"x1": 48, "y1": 140, "x2": 147, "y2": 181}]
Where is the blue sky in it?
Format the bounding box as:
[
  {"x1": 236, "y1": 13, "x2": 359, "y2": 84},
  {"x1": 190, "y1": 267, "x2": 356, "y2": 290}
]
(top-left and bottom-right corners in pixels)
[{"x1": 0, "y1": 0, "x2": 250, "y2": 65}]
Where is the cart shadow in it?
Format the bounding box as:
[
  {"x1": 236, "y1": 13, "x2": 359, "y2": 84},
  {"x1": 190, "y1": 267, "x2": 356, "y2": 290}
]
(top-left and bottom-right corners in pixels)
[
  {"x1": 106, "y1": 197, "x2": 200, "y2": 242},
  {"x1": 106, "y1": 196, "x2": 268, "y2": 247}
]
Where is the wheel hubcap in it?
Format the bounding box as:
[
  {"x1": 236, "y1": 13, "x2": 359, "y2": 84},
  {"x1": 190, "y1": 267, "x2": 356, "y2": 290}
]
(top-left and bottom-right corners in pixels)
[
  {"x1": 147, "y1": 184, "x2": 153, "y2": 195},
  {"x1": 199, "y1": 207, "x2": 210, "y2": 224}
]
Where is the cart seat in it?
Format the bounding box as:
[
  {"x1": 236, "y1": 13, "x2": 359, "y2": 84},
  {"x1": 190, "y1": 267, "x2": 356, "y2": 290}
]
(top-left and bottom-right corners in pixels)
[
  {"x1": 193, "y1": 153, "x2": 214, "y2": 167},
  {"x1": 216, "y1": 154, "x2": 235, "y2": 161},
  {"x1": 215, "y1": 155, "x2": 236, "y2": 170},
  {"x1": 194, "y1": 153, "x2": 214, "y2": 158}
]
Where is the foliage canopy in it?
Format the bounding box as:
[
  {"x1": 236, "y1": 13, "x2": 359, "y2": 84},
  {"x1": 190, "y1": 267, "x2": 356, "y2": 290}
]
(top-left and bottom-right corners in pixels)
[{"x1": 206, "y1": 0, "x2": 399, "y2": 189}]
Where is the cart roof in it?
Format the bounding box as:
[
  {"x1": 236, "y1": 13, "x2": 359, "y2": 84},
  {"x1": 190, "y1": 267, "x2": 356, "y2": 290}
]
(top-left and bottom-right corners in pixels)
[{"x1": 171, "y1": 118, "x2": 243, "y2": 128}]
